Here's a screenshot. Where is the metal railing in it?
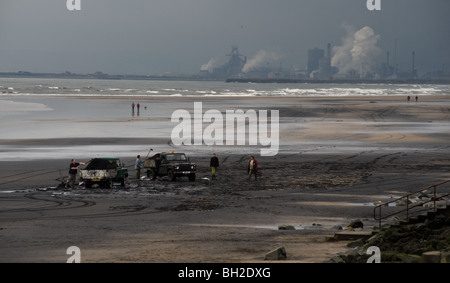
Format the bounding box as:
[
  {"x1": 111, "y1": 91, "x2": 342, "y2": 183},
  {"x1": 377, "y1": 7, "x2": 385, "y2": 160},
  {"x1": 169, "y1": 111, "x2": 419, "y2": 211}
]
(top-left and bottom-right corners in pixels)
[{"x1": 373, "y1": 180, "x2": 450, "y2": 229}]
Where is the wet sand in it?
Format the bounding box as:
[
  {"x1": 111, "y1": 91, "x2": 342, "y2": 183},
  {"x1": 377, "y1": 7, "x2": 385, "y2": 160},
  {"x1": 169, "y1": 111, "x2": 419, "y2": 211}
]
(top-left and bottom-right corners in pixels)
[{"x1": 1, "y1": 95, "x2": 450, "y2": 263}]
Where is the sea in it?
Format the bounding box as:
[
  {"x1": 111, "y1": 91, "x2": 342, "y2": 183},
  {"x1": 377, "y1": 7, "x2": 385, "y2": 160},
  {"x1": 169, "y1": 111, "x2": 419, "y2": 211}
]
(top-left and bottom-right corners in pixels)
[{"x1": 1, "y1": 77, "x2": 449, "y2": 98}]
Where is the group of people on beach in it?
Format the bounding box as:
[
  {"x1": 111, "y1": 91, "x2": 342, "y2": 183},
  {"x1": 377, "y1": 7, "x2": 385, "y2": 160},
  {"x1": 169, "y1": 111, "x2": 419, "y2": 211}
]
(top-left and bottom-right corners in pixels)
[
  {"x1": 186, "y1": 153, "x2": 260, "y2": 181},
  {"x1": 209, "y1": 153, "x2": 259, "y2": 181},
  {"x1": 131, "y1": 102, "x2": 148, "y2": 117},
  {"x1": 133, "y1": 153, "x2": 259, "y2": 181},
  {"x1": 65, "y1": 154, "x2": 259, "y2": 189},
  {"x1": 407, "y1": 95, "x2": 419, "y2": 102}
]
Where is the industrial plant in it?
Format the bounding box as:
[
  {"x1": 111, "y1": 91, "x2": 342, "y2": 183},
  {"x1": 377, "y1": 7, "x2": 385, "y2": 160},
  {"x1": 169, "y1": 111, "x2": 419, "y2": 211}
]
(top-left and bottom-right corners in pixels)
[
  {"x1": 198, "y1": 44, "x2": 448, "y2": 82},
  {"x1": 199, "y1": 24, "x2": 449, "y2": 83}
]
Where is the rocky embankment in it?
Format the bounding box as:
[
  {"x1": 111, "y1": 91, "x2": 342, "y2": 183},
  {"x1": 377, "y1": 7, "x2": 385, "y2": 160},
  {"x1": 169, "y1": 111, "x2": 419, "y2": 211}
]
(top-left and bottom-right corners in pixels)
[{"x1": 329, "y1": 206, "x2": 450, "y2": 263}]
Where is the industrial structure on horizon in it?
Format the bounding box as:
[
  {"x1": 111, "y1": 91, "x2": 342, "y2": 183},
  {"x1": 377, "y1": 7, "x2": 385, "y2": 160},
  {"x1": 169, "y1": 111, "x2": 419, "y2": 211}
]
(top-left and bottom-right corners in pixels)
[
  {"x1": 199, "y1": 44, "x2": 448, "y2": 81},
  {"x1": 200, "y1": 46, "x2": 247, "y2": 79}
]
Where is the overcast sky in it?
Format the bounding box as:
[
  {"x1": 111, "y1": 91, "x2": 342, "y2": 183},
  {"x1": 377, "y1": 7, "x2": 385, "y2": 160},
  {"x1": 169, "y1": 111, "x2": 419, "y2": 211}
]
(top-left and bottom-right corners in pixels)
[{"x1": 0, "y1": 0, "x2": 449, "y2": 75}]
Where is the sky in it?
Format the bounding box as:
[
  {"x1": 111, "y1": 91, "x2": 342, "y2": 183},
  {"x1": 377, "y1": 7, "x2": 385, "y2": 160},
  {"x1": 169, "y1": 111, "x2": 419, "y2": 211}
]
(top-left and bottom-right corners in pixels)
[{"x1": 0, "y1": 0, "x2": 449, "y2": 75}]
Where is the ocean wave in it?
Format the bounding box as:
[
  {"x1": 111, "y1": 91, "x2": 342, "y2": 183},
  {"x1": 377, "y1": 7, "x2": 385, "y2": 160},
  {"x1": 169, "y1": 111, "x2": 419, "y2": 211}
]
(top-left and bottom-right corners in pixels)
[{"x1": 0, "y1": 78, "x2": 448, "y2": 98}]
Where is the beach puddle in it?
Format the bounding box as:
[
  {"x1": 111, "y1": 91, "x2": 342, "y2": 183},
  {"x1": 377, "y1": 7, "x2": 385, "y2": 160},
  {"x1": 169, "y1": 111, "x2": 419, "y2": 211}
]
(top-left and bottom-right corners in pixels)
[
  {"x1": 189, "y1": 223, "x2": 328, "y2": 231},
  {"x1": 345, "y1": 201, "x2": 396, "y2": 207},
  {"x1": 0, "y1": 189, "x2": 34, "y2": 194}
]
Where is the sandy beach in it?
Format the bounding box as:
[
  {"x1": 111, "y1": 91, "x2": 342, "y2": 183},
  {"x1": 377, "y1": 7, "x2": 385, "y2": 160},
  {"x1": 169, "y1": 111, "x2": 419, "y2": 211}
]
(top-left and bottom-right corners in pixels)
[{"x1": 1, "y1": 94, "x2": 450, "y2": 263}]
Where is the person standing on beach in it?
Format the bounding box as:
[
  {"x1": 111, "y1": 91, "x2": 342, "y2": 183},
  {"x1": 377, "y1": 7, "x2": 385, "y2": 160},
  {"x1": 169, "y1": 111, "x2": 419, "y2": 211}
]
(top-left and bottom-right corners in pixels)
[
  {"x1": 210, "y1": 153, "x2": 219, "y2": 180},
  {"x1": 66, "y1": 159, "x2": 85, "y2": 189},
  {"x1": 247, "y1": 156, "x2": 258, "y2": 180},
  {"x1": 131, "y1": 102, "x2": 135, "y2": 112},
  {"x1": 135, "y1": 155, "x2": 144, "y2": 180}
]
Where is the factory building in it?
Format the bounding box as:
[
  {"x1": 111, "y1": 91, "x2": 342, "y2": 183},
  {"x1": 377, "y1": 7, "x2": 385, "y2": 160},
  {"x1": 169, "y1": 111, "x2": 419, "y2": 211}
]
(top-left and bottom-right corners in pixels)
[
  {"x1": 308, "y1": 44, "x2": 337, "y2": 79},
  {"x1": 307, "y1": 48, "x2": 324, "y2": 75},
  {"x1": 200, "y1": 46, "x2": 246, "y2": 79}
]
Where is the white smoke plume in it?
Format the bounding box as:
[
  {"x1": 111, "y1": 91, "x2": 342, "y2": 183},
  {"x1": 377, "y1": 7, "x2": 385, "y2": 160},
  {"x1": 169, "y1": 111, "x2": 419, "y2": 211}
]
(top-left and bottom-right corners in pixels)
[
  {"x1": 242, "y1": 50, "x2": 280, "y2": 73},
  {"x1": 332, "y1": 24, "x2": 382, "y2": 76},
  {"x1": 200, "y1": 58, "x2": 217, "y2": 73}
]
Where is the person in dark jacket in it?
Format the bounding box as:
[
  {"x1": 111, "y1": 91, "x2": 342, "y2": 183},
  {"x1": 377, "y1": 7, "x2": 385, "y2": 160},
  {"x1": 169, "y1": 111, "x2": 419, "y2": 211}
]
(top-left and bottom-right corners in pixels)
[
  {"x1": 210, "y1": 153, "x2": 219, "y2": 180},
  {"x1": 66, "y1": 159, "x2": 85, "y2": 189},
  {"x1": 247, "y1": 156, "x2": 258, "y2": 180}
]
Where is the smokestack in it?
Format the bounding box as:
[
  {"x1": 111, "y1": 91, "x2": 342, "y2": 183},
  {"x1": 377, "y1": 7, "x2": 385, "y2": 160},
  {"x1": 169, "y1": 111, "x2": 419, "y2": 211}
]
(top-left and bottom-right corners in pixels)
[
  {"x1": 411, "y1": 50, "x2": 417, "y2": 78},
  {"x1": 394, "y1": 39, "x2": 397, "y2": 73},
  {"x1": 327, "y1": 43, "x2": 331, "y2": 60}
]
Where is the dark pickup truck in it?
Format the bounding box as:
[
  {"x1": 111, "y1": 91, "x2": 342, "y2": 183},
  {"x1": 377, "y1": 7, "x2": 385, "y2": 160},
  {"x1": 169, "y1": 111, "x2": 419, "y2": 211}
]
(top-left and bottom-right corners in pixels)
[
  {"x1": 143, "y1": 152, "x2": 196, "y2": 181},
  {"x1": 79, "y1": 157, "x2": 128, "y2": 188}
]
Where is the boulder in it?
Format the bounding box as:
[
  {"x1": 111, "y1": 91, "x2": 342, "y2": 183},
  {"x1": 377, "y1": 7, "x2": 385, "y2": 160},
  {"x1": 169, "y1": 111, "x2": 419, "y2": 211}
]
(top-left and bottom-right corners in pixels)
[
  {"x1": 278, "y1": 225, "x2": 295, "y2": 230},
  {"x1": 348, "y1": 219, "x2": 364, "y2": 229},
  {"x1": 440, "y1": 250, "x2": 450, "y2": 263},
  {"x1": 329, "y1": 252, "x2": 346, "y2": 263},
  {"x1": 420, "y1": 251, "x2": 441, "y2": 263},
  {"x1": 264, "y1": 246, "x2": 287, "y2": 260}
]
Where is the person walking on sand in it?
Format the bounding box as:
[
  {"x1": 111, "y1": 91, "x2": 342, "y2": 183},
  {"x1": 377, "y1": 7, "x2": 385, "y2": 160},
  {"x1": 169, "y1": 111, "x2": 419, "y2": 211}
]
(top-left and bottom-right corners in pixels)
[
  {"x1": 135, "y1": 155, "x2": 144, "y2": 180},
  {"x1": 131, "y1": 102, "x2": 135, "y2": 112},
  {"x1": 66, "y1": 159, "x2": 85, "y2": 189},
  {"x1": 247, "y1": 156, "x2": 258, "y2": 180},
  {"x1": 210, "y1": 153, "x2": 219, "y2": 180}
]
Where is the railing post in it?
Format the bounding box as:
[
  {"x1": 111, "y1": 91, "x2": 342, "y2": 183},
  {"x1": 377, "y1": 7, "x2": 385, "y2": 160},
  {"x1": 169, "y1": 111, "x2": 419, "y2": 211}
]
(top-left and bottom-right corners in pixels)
[
  {"x1": 406, "y1": 195, "x2": 409, "y2": 219},
  {"x1": 372, "y1": 180, "x2": 449, "y2": 229},
  {"x1": 378, "y1": 207, "x2": 381, "y2": 229},
  {"x1": 433, "y1": 185, "x2": 437, "y2": 212}
]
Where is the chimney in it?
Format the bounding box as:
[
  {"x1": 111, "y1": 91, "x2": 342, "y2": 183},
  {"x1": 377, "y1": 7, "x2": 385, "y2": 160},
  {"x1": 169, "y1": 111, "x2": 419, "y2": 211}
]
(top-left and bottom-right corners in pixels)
[{"x1": 327, "y1": 43, "x2": 331, "y2": 60}]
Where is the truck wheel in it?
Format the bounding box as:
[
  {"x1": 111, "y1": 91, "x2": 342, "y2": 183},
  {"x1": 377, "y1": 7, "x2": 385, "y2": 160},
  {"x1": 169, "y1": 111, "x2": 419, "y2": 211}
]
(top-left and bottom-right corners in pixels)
[
  {"x1": 167, "y1": 170, "x2": 176, "y2": 181},
  {"x1": 120, "y1": 177, "x2": 126, "y2": 187},
  {"x1": 188, "y1": 173, "x2": 196, "y2": 182},
  {"x1": 102, "y1": 180, "x2": 112, "y2": 189},
  {"x1": 85, "y1": 181, "x2": 92, "y2": 188},
  {"x1": 148, "y1": 169, "x2": 156, "y2": 180}
]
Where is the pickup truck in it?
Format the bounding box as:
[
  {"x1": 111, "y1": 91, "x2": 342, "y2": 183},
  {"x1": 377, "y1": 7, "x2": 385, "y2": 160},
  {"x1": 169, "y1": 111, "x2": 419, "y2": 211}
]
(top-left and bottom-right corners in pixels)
[
  {"x1": 143, "y1": 152, "x2": 196, "y2": 181},
  {"x1": 79, "y1": 157, "x2": 128, "y2": 188}
]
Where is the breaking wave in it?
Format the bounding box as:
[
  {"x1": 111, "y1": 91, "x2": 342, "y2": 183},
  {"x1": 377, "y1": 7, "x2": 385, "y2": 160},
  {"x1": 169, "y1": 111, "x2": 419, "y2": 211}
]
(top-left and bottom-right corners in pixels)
[{"x1": 0, "y1": 78, "x2": 448, "y2": 98}]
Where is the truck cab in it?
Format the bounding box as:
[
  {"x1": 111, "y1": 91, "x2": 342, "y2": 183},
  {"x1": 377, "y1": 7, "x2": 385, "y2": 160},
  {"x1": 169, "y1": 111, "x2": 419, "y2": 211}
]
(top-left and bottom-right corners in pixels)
[{"x1": 144, "y1": 152, "x2": 196, "y2": 181}]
